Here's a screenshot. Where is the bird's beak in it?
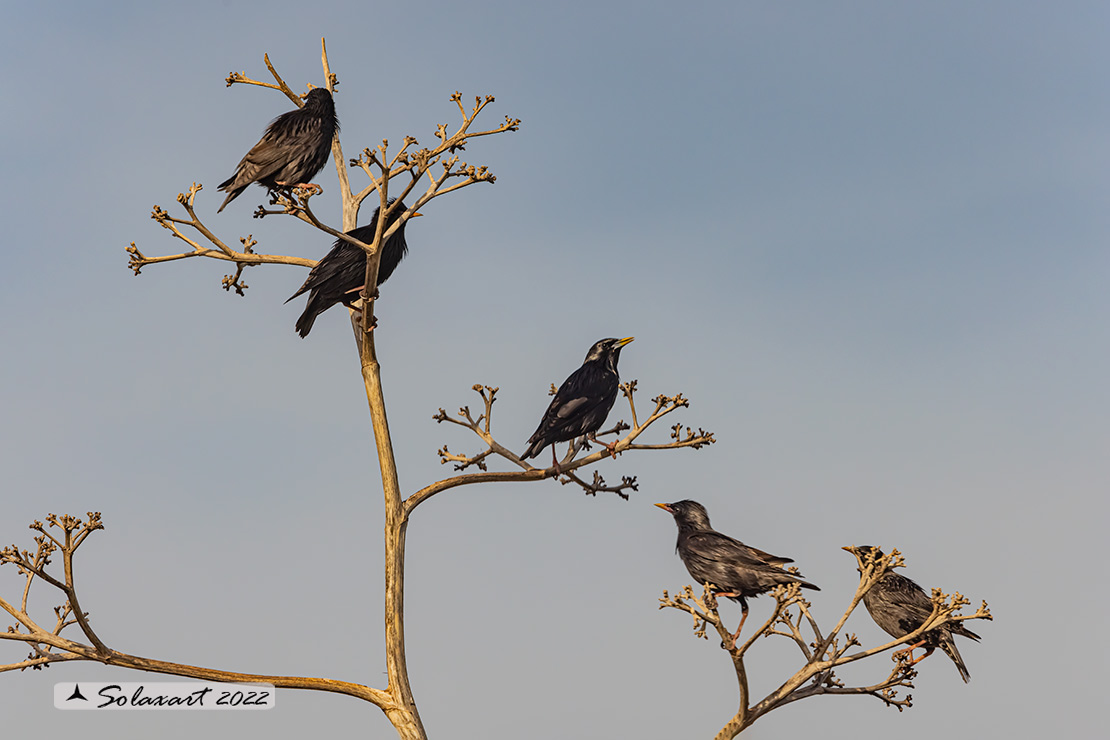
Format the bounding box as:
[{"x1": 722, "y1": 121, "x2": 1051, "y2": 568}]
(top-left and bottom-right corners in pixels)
[
  {"x1": 409, "y1": 212, "x2": 423, "y2": 218},
  {"x1": 841, "y1": 546, "x2": 855, "y2": 554},
  {"x1": 654, "y1": 503, "x2": 672, "y2": 513},
  {"x1": 615, "y1": 337, "x2": 635, "y2": 347}
]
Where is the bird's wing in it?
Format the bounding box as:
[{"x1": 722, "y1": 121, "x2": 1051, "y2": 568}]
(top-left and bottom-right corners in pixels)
[
  {"x1": 287, "y1": 241, "x2": 364, "y2": 301},
  {"x1": 684, "y1": 531, "x2": 776, "y2": 570},
  {"x1": 233, "y1": 133, "x2": 296, "y2": 184},
  {"x1": 552, "y1": 395, "x2": 592, "y2": 419},
  {"x1": 701, "y1": 531, "x2": 795, "y2": 568},
  {"x1": 525, "y1": 394, "x2": 597, "y2": 446},
  {"x1": 232, "y1": 108, "x2": 324, "y2": 182},
  {"x1": 950, "y1": 622, "x2": 982, "y2": 641},
  {"x1": 555, "y1": 365, "x2": 617, "y2": 414},
  {"x1": 881, "y1": 574, "x2": 937, "y2": 628},
  {"x1": 743, "y1": 544, "x2": 794, "y2": 567},
  {"x1": 536, "y1": 366, "x2": 615, "y2": 429},
  {"x1": 883, "y1": 574, "x2": 980, "y2": 641}
]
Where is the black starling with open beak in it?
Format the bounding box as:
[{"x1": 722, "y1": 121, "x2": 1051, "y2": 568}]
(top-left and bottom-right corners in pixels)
[
  {"x1": 217, "y1": 87, "x2": 338, "y2": 213},
  {"x1": 843, "y1": 545, "x2": 981, "y2": 683},
  {"x1": 657, "y1": 500, "x2": 819, "y2": 647},
  {"x1": 286, "y1": 201, "x2": 419, "y2": 338},
  {"x1": 520, "y1": 337, "x2": 634, "y2": 469}
]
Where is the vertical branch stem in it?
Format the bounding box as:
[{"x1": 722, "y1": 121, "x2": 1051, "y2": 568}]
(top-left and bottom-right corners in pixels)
[
  {"x1": 713, "y1": 654, "x2": 752, "y2": 740},
  {"x1": 319, "y1": 40, "x2": 422, "y2": 739},
  {"x1": 354, "y1": 250, "x2": 424, "y2": 740},
  {"x1": 319, "y1": 38, "x2": 357, "y2": 231}
]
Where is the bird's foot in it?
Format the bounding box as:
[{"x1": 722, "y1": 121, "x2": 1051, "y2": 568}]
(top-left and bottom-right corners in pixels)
[
  {"x1": 589, "y1": 434, "x2": 620, "y2": 459},
  {"x1": 279, "y1": 181, "x2": 323, "y2": 196},
  {"x1": 344, "y1": 285, "x2": 380, "y2": 304},
  {"x1": 892, "y1": 639, "x2": 927, "y2": 663},
  {"x1": 349, "y1": 305, "x2": 378, "y2": 332}
]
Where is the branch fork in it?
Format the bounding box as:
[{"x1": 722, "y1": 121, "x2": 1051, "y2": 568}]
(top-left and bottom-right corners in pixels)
[{"x1": 417, "y1": 380, "x2": 714, "y2": 513}]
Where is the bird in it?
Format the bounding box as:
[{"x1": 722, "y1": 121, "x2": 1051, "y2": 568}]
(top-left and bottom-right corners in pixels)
[
  {"x1": 217, "y1": 87, "x2": 339, "y2": 213},
  {"x1": 285, "y1": 201, "x2": 420, "y2": 338},
  {"x1": 656, "y1": 500, "x2": 819, "y2": 647},
  {"x1": 520, "y1": 337, "x2": 634, "y2": 469},
  {"x1": 842, "y1": 545, "x2": 981, "y2": 683}
]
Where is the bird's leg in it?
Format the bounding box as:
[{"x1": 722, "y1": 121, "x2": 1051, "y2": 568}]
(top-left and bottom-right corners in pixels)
[
  {"x1": 729, "y1": 601, "x2": 750, "y2": 648},
  {"x1": 908, "y1": 646, "x2": 936, "y2": 666},
  {"x1": 892, "y1": 638, "x2": 928, "y2": 662},
  {"x1": 707, "y1": 591, "x2": 745, "y2": 648},
  {"x1": 549, "y1": 445, "x2": 562, "y2": 475}
]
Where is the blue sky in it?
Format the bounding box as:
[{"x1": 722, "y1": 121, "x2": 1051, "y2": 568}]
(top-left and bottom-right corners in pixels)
[{"x1": 1, "y1": 2, "x2": 1107, "y2": 738}]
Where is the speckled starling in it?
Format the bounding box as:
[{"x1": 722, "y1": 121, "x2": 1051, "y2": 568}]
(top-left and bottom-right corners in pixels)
[
  {"x1": 843, "y1": 545, "x2": 981, "y2": 682},
  {"x1": 657, "y1": 500, "x2": 819, "y2": 646}
]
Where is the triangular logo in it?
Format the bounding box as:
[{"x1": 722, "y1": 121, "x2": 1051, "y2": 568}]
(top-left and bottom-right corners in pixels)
[{"x1": 66, "y1": 684, "x2": 88, "y2": 701}]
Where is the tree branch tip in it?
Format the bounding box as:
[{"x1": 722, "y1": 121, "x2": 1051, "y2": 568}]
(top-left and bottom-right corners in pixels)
[
  {"x1": 221, "y1": 272, "x2": 250, "y2": 296},
  {"x1": 126, "y1": 242, "x2": 146, "y2": 275}
]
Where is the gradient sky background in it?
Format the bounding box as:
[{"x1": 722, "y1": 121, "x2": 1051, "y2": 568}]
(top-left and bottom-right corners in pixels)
[{"x1": 1, "y1": 2, "x2": 1107, "y2": 738}]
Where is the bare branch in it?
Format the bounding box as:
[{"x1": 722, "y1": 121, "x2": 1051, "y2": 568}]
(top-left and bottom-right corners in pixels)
[
  {"x1": 560, "y1": 470, "x2": 639, "y2": 499},
  {"x1": 1, "y1": 513, "x2": 399, "y2": 710},
  {"x1": 409, "y1": 380, "x2": 714, "y2": 515},
  {"x1": 346, "y1": 90, "x2": 519, "y2": 219},
  {"x1": 127, "y1": 184, "x2": 315, "y2": 285},
  {"x1": 225, "y1": 53, "x2": 302, "y2": 106}
]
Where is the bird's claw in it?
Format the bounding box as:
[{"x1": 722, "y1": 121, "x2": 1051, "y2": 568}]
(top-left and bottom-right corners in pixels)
[{"x1": 277, "y1": 181, "x2": 323, "y2": 198}]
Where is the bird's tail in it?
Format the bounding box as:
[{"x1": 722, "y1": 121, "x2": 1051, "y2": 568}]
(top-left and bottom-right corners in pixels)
[
  {"x1": 216, "y1": 179, "x2": 243, "y2": 214},
  {"x1": 294, "y1": 295, "x2": 323, "y2": 338},
  {"x1": 520, "y1": 437, "x2": 545, "y2": 461},
  {"x1": 285, "y1": 284, "x2": 309, "y2": 303},
  {"x1": 798, "y1": 579, "x2": 820, "y2": 592},
  {"x1": 953, "y1": 623, "x2": 982, "y2": 642},
  {"x1": 940, "y1": 635, "x2": 971, "y2": 683}
]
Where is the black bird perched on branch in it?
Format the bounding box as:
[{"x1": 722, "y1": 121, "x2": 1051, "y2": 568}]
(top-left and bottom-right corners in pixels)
[
  {"x1": 286, "y1": 201, "x2": 420, "y2": 338},
  {"x1": 520, "y1": 337, "x2": 634, "y2": 469},
  {"x1": 843, "y1": 545, "x2": 980, "y2": 683},
  {"x1": 656, "y1": 500, "x2": 819, "y2": 647},
  {"x1": 217, "y1": 87, "x2": 338, "y2": 213}
]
